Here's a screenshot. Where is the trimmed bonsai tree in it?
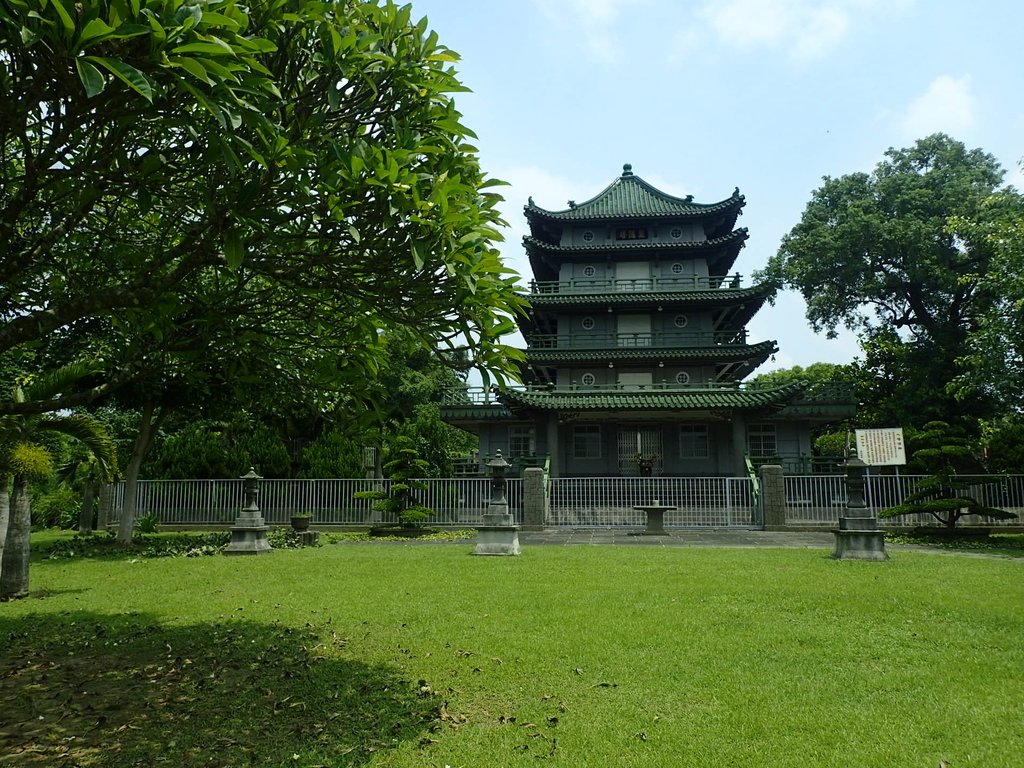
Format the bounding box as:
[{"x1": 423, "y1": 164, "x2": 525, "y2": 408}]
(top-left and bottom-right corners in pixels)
[
  {"x1": 355, "y1": 435, "x2": 433, "y2": 528},
  {"x1": 879, "y1": 421, "x2": 1017, "y2": 529}
]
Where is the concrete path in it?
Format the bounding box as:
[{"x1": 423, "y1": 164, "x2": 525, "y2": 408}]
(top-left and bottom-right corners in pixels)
[{"x1": 518, "y1": 529, "x2": 835, "y2": 548}]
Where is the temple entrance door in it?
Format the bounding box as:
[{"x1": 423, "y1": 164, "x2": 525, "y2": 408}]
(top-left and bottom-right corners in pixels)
[{"x1": 617, "y1": 425, "x2": 663, "y2": 476}]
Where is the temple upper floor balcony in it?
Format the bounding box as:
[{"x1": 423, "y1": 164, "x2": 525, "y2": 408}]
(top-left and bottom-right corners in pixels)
[
  {"x1": 525, "y1": 329, "x2": 749, "y2": 349},
  {"x1": 529, "y1": 274, "x2": 743, "y2": 295}
]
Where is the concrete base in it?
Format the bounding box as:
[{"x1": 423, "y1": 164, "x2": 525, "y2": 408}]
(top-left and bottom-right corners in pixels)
[
  {"x1": 474, "y1": 525, "x2": 521, "y2": 556},
  {"x1": 224, "y1": 524, "x2": 272, "y2": 555},
  {"x1": 296, "y1": 530, "x2": 319, "y2": 547},
  {"x1": 832, "y1": 528, "x2": 889, "y2": 561}
]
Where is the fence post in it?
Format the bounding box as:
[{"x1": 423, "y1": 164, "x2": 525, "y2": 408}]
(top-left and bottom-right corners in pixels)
[
  {"x1": 759, "y1": 464, "x2": 786, "y2": 530},
  {"x1": 522, "y1": 467, "x2": 548, "y2": 531}
]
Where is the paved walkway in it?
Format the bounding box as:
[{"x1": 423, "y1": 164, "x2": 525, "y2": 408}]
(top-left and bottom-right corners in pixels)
[{"x1": 518, "y1": 529, "x2": 835, "y2": 548}]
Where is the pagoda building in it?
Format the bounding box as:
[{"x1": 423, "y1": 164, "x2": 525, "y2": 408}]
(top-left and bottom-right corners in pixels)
[{"x1": 442, "y1": 165, "x2": 855, "y2": 477}]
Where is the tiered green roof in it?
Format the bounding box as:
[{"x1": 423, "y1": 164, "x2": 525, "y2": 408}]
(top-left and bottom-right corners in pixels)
[
  {"x1": 524, "y1": 339, "x2": 778, "y2": 366},
  {"x1": 522, "y1": 228, "x2": 748, "y2": 255},
  {"x1": 525, "y1": 285, "x2": 769, "y2": 308},
  {"x1": 499, "y1": 382, "x2": 805, "y2": 413},
  {"x1": 525, "y1": 164, "x2": 744, "y2": 226}
]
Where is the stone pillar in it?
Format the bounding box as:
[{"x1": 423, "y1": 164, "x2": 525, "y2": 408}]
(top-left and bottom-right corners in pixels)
[
  {"x1": 832, "y1": 457, "x2": 888, "y2": 561},
  {"x1": 759, "y1": 464, "x2": 786, "y2": 530},
  {"x1": 474, "y1": 451, "x2": 521, "y2": 556},
  {"x1": 225, "y1": 468, "x2": 272, "y2": 555},
  {"x1": 522, "y1": 467, "x2": 548, "y2": 531}
]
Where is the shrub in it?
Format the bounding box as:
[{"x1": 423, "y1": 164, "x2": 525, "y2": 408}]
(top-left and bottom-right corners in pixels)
[
  {"x1": 148, "y1": 424, "x2": 231, "y2": 479},
  {"x1": 135, "y1": 513, "x2": 160, "y2": 534},
  {"x1": 229, "y1": 424, "x2": 292, "y2": 478},
  {"x1": 298, "y1": 430, "x2": 365, "y2": 478},
  {"x1": 354, "y1": 435, "x2": 433, "y2": 527},
  {"x1": 31, "y1": 484, "x2": 80, "y2": 529}
]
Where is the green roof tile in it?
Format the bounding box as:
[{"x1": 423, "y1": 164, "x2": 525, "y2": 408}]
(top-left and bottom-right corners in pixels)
[
  {"x1": 524, "y1": 286, "x2": 770, "y2": 307},
  {"x1": 525, "y1": 164, "x2": 744, "y2": 222},
  {"x1": 499, "y1": 382, "x2": 806, "y2": 412},
  {"x1": 524, "y1": 340, "x2": 777, "y2": 364}
]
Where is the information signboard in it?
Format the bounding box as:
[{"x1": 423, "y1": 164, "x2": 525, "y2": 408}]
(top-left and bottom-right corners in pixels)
[{"x1": 854, "y1": 428, "x2": 907, "y2": 466}]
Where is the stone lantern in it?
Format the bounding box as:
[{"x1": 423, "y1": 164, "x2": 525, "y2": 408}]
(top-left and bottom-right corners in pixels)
[
  {"x1": 474, "y1": 450, "x2": 521, "y2": 556},
  {"x1": 832, "y1": 455, "x2": 888, "y2": 561},
  {"x1": 225, "y1": 468, "x2": 272, "y2": 555}
]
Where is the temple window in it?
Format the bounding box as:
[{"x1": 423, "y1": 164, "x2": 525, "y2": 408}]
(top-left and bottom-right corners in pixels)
[
  {"x1": 747, "y1": 424, "x2": 778, "y2": 458},
  {"x1": 572, "y1": 425, "x2": 602, "y2": 459},
  {"x1": 509, "y1": 426, "x2": 535, "y2": 457},
  {"x1": 679, "y1": 425, "x2": 709, "y2": 458}
]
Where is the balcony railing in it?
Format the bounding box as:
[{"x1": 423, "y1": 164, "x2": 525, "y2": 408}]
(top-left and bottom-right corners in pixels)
[
  {"x1": 529, "y1": 274, "x2": 743, "y2": 295},
  {"x1": 525, "y1": 330, "x2": 748, "y2": 349}
]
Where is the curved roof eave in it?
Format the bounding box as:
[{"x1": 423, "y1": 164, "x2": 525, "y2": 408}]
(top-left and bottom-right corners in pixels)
[
  {"x1": 497, "y1": 381, "x2": 806, "y2": 412},
  {"x1": 524, "y1": 164, "x2": 745, "y2": 223}
]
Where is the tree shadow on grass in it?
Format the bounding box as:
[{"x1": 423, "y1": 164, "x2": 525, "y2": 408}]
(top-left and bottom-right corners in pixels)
[{"x1": 0, "y1": 612, "x2": 446, "y2": 767}]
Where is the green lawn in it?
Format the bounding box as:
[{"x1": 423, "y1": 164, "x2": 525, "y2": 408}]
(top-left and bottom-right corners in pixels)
[{"x1": 2, "y1": 534, "x2": 1022, "y2": 767}]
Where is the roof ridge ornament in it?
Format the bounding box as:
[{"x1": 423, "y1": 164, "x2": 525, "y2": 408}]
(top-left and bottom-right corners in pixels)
[{"x1": 622, "y1": 163, "x2": 633, "y2": 177}]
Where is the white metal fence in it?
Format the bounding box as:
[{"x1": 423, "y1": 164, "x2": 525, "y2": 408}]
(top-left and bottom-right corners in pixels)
[
  {"x1": 783, "y1": 474, "x2": 1024, "y2": 527},
  {"x1": 112, "y1": 473, "x2": 1024, "y2": 529},
  {"x1": 113, "y1": 478, "x2": 523, "y2": 526},
  {"x1": 547, "y1": 476, "x2": 760, "y2": 528}
]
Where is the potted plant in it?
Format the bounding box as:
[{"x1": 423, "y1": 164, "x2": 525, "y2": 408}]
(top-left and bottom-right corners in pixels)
[{"x1": 290, "y1": 512, "x2": 312, "y2": 532}]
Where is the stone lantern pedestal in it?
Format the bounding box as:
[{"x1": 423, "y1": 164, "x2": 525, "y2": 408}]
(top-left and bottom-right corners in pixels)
[
  {"x1": 832, "y1": 456, "x2": 888, "y2": 561},
  {"x1": 474, "y1": 451, "x2": 521, "y2": 556},
  {"x1": 225, "y1": 468, "x2": 272, "y2": 555}
]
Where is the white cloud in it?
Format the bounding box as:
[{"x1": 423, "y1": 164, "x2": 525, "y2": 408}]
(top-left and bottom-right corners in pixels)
[
  {"x1": 897, "y1": 75, "x2": 976, "y2": 139},
  {"x1": 695, "y1": 0, "x2": 898, "y2": 60},
  {"x1": 532, "y1": 0, "x2": 650, "y2": 62}
]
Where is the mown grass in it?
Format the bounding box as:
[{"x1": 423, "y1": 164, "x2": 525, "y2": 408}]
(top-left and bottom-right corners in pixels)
[{"x1": 1, "y1": 533, "x2": 1022, "y2": 767}]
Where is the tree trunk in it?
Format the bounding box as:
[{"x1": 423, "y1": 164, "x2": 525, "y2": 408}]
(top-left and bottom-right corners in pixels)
[
  {"x1": 78, "y1": 481, "x2": 97, "y2": 534},
  {"x1": 117, "y1": 401, "x2": 165, "y2": 544},
  {"x1": 0, "y1": 474, "x2": 10, "y2": 582},
  {"x1": 97, "y1": 482, "x2": 113, "y2": 530},
  {"x1": 0, "y1": 475, "x2": 31, "y2": 600}
]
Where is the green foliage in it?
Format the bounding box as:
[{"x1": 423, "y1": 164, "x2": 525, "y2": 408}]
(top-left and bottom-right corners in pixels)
[
  {"x1": 135, "y1": 513, "x2": 160, "y2": 534},
  {"x1": 39, "y1": 531, "x2": 231, "y2": 559},
  {"x1": 8, "y1": 442, "x2": 53, "y2": 480},
  {"x1": 812, "y1": 430, "x2": 851, "y2": 458},
  {"x1": 227, "y1": 424, "x2": 291, "y2": 478},
  {"x1": 1, "y1": 0, "x2": 526, "y2": 424},
  {"x1": 297, "y1": 430, "x2": 365, "y2": 479},
  {"x1": 758, "y1": 134, "x2": 1023, "y2": 429},
  {"x1": 354, "y1": 435, "x2": 433, "y2": 528},
  {"x1": 266, "y1": 527, "x2": 319, "y2": 550},
  {"x1": 147, "y1": 424, "x2": 232, "y2": 479},
  {"x1": 146, "y1": 420, "x2": 292, "y2": 479},
  {"x1": 880, "y1": 421, "x2": 1017, "y2": 528},
  {"x1": 952, "y1": 199, "x2": 1024, "y2": 410},
  {"x1": 30, "y1": 484, "x2": 80, "y2": 529},
  {"x1": 981, "y1": 416, "x2": 1024, "y2": 474}
]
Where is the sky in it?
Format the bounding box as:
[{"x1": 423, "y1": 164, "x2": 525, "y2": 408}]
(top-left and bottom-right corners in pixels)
[{"x1": 410, "y1": 0, "x2": 1024, "y2": 374}]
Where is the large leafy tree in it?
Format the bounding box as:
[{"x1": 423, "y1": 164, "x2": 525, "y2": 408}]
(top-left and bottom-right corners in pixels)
[
  {"x1": 0, "y1": 0, "x2": 526, "y2": 420},
  {"x1": 758, "y1": 134, "x2": 1024, "y2": 430},
  {"x1": 951, "y1": 195, "x2": 1024, "y2": 411}
]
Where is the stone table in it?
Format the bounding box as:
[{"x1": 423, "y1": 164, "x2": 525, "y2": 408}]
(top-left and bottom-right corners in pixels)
[{"x1": 632, "y1": 504, "x2": 677, "y2": 535}]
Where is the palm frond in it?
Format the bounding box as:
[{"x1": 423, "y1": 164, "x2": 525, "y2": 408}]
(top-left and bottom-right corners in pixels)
[{"x1": 38, "y1": 414, "x2": 118, "y2": 481}]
